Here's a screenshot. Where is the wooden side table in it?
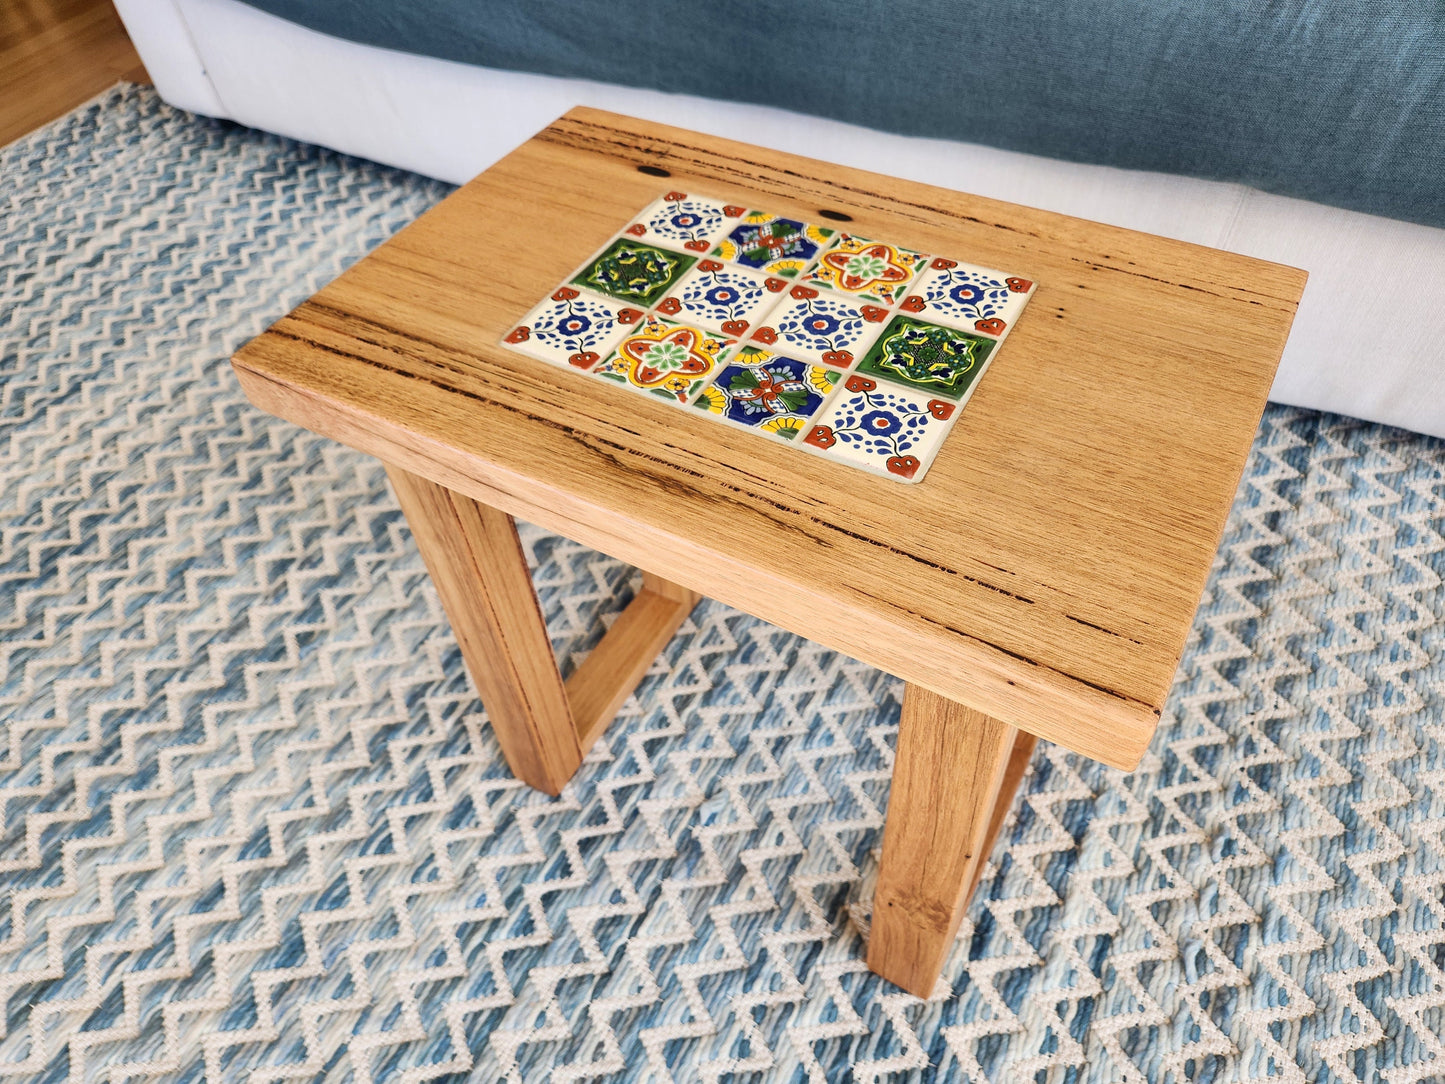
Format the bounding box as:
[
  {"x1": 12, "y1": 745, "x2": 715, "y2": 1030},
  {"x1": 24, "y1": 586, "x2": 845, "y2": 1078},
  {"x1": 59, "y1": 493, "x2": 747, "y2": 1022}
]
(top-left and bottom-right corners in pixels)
[{"x1": 231, "y1": 108, "x2": 1305, "y2": 997}]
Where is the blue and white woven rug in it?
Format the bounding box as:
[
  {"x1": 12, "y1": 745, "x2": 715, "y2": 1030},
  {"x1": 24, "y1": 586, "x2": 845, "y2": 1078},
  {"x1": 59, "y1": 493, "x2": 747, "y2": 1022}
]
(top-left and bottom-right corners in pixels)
[{"x1": 3, "y1": 84, "x2": 1444, "y2": 1083}]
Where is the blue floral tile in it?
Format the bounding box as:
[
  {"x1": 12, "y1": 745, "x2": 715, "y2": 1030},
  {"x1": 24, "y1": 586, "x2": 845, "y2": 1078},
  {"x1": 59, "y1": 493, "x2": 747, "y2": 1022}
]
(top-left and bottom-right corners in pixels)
[
  {"x1": 711, "y1": 212, "x2": 835, "y2": 278},
  {"x1": 693, "y1": 347, "x2": 840, "y2": 441},
  {"x1": 502, "y1": 286, "x2": 642, "y2": 369},
  {"x1": 802, "y1": 374, "x2": 958, "y2": 482},
  {"x1": 899, "y1": 258, "x2": 1034, "y2": 337},
  {"x1": 655, "y1": 258, "x2": 788, "y2": 336},
  {"x1": 625, "y1": 191, "x2": 746, "y2": 253},
  {"x1": 593, "y1": 315, "x2": 736, "y2": 404},
  {"x1": 750, "y1": 285, "x2": 888, "y2": 367}
]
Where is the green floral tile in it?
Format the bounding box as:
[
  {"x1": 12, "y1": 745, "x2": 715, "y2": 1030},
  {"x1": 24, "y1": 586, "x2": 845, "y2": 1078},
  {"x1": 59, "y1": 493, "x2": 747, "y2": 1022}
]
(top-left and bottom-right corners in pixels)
[
  {"x1": 854, "y1": 314, "x2": 997, "y2": 400},
  {"x1": 571, "y1": 238, "x2": 694, "y2": 307}
]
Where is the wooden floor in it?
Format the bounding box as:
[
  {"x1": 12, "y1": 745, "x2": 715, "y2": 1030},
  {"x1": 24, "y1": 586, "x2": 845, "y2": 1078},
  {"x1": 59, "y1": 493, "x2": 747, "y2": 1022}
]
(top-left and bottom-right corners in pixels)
[{"x1": 1, "y1": 0, "x2": 148, "y2": 148}]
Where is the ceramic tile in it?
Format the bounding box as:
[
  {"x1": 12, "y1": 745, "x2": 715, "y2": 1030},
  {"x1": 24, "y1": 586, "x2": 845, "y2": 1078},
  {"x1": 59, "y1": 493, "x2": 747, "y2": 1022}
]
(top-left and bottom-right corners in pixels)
[
  {"x1": 803, "y1": 374, "x2": 956, "y2": 482},
  {"x1": 501, "y1": 286, "x2": 642, "y2": 369},
  {"x1": 711, "y1": 212, "x2": 834, "y2": 278},
  {"x1": 854, "y1": 313, "x2": 996, "y2": 401},
  {"x1": 655, "y1": 259, "x2": 787, "y2": 336},
  {"x1": 900, "y1": 258, "x2": 1034, "y2": 336},
  {"x1": 571, "y1": 237, "x2": 695, "y2": 307},
  {"x1": 625, "y1": 191, "x2": 745, "y2": 253},
  {"x1": 693, "y1": 347, "x2": 840, "y2": 441},
  {"x1": 502, "y1": 195, "x2": 1036, "y2": 485},
  {"x1": 750, "y1": 285, "x2": 887, "y2": 367},
  {"x1": 594, "y1": 315, "x2": 736, "y2": 404},
  {"x1": 800, "y1": 234, "x2": 928, "y2": 305}
]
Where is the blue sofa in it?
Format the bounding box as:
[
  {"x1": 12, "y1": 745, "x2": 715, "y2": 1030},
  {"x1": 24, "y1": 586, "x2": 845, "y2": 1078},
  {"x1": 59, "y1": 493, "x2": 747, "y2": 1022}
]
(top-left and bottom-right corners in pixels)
[{"x1": 115, "y1": 0, "x2": 1445, "y2": 438}]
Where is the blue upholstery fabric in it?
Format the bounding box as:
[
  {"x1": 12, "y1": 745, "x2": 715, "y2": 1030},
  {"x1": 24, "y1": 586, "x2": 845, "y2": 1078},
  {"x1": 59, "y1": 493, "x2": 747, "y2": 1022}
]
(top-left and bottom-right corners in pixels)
[{"x1": 239, "y1": 0, "x2": 1445, "y2": 229}]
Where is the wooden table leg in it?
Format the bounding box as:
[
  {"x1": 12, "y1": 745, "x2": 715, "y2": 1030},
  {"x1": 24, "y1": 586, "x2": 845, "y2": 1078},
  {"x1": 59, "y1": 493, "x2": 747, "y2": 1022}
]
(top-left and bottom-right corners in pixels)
[
  {"x1": 867, "y1": 683, "x2": 1029, "y2": 996},
  {"x1": 565, "y1": 571, "x2": 700, "y2": 750},
  {"x1": 386, "y1": 466, "x2": 698, "y2": 795},
  {"x1": 967, "y1": 729, "x2": 1037, "y2": 897}
]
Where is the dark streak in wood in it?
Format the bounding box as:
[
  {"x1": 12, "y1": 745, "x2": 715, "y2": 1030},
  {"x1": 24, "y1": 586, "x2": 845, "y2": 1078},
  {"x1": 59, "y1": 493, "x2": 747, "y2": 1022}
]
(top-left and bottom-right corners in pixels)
[
  {"x1": 1066, "y1": 613, "x2": 1145, "y2": 645},
  {"x1": 1073, "y1": 257, "x2": 1278, "y2": 308},
  {"x1": 257, "y1": 321, "x2": 1173, "y2": 680},
  {"x1": 543, "y1": 116, "x2": 1304, "y2": 312},
  {"x1": 284, "y1": 306, "x2": 1065, "y2": 617},
  {"x1": 542, "y1": 117, "x2": 1047, "y2": 241},
  {"x1": 845, "y1": 584, "x2": 1154, "y2": 710}
]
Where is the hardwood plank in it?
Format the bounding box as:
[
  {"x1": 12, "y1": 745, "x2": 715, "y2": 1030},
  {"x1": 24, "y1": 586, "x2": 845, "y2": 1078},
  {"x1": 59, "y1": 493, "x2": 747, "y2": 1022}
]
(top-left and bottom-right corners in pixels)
[
  {"x1": 385, "y1": 465, "x2": 582, "y2": 794},
  {"x1": 868, "y1": 685, "x2": 1016, "y2": 997},
  {"x1": 566, "y1": 575, "x2": 699, "y2": 752},
  {"x1": 234, "y1": 356, "x2": 1154, "y2": 768},
  {"x1": 233, "y1": 107, "x2": 1305, "y2": 770}
]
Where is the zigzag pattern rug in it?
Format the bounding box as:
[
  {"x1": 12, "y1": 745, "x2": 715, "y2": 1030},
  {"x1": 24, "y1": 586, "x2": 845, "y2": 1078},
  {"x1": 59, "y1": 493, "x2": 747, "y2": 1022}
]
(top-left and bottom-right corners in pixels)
[{"x1": 3, "y1": 84, "x2": 1444, "y2": 1083}]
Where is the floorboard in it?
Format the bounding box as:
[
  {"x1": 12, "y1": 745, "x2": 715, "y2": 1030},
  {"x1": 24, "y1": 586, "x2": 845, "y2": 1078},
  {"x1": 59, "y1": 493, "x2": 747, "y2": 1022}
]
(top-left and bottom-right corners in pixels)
[{"x1": 0, "y1": 0, "x2": 147, "y2": 148}]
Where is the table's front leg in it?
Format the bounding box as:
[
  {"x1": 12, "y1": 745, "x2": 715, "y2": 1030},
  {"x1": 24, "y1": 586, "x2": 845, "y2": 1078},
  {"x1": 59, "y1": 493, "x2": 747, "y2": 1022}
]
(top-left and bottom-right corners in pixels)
[
  {"x1": 868, "y1": 684, "x2": 1031, "y2": 996},
  {"x1": 385, "y1": 465, "x2": 698, "y2": 796},
  {"x1": 387, "y1": 465, "x2": 582, "y2": 793}
]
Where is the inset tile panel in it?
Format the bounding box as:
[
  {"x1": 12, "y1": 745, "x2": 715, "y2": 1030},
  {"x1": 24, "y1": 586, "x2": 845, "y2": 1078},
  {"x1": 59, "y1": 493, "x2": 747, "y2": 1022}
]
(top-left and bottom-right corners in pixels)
[{"x1": 496, "y1": 191, "x2": 1037, "y2": 486}]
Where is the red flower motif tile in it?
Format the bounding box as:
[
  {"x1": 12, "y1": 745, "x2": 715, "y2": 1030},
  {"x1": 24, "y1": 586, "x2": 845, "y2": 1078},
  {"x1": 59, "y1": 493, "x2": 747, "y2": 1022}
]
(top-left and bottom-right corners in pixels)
[
  {"x1": 627, "y1": 192, "x2": 742, "y2": 253},
  {"x1": 800, "y1": 234, "x2": 928, "y2": 305},
  {"x1": 803, "y1": 380, "x2": 957, "y2": 483},
  {"x1": 900, "y1": 258, "x2": 1035, "y2": 336},
  {"x1": 593, "y1": 316, "x2": 737, "y2": 404},
  {"x1": 656, "y1": 260, "x2": 781, "y2": 336},
  {"x1": 501, "y1": 287, "x2": 637, "y2": 369}
]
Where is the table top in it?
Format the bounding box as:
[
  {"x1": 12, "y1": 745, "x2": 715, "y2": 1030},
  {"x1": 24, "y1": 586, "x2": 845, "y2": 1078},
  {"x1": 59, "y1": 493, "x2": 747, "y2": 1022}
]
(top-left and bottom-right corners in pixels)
[{"x1": 231, "y1": 107, "x2": 1305, "y2": 770}]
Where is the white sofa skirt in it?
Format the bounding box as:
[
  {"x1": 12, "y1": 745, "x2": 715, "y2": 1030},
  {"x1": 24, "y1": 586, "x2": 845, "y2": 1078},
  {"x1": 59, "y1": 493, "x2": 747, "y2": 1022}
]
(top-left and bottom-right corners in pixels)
[{"x1": 117, "y1": 0, "x2": 1445, "y2": 441}]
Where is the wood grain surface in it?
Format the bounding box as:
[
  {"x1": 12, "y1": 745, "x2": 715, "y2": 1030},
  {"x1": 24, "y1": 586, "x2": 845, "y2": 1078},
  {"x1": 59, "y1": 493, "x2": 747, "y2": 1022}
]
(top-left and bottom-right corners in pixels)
[
  {"x1": 868, "y1": 685, "x2": 1016, "y2": 996},
  {"x1": 0, "y1": 0, "x2": 147, "y2": 147},
  {"x1": 968, "y1": 731, "x2": 1038, "y2": 901},
  {"x1": 234, "y1": 107, "x2": 1305, "y2": 770},
  {"x1": 566, "y1": 572, "x2": 700, "y2": 751},
  {"x1": 386, "y1": 465, "x2": 582, "y2": 794}
]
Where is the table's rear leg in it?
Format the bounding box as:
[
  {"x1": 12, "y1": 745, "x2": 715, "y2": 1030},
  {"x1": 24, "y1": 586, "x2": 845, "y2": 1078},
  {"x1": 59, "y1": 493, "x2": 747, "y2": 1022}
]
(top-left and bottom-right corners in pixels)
[
  {"x1": 566, "y1": 571, "x2": 700, "y2": 750},
  {"x1": 868, "y1": 684, "x2": 1027, "y2": 996},
  {"x1": 385, "y1": 466, "x2": 697, "y2": 796}
]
